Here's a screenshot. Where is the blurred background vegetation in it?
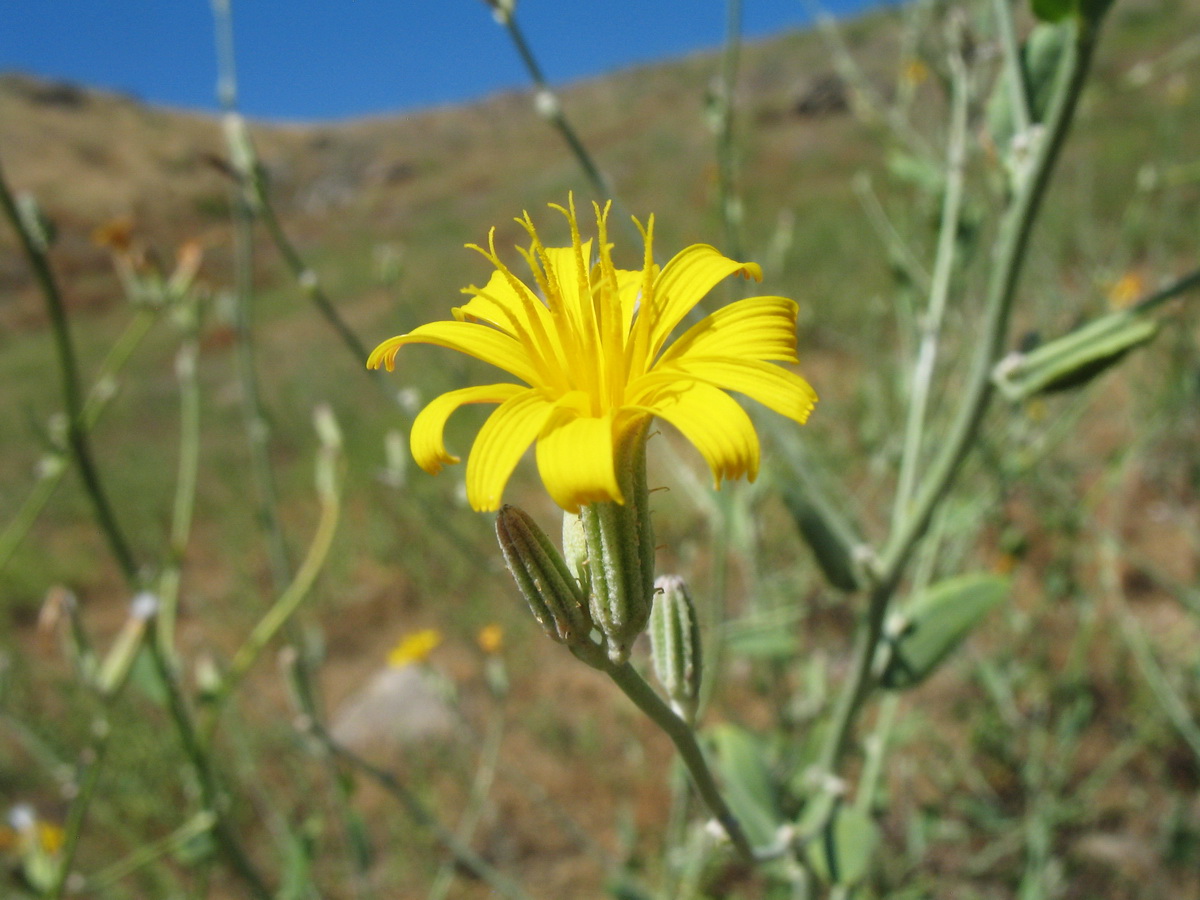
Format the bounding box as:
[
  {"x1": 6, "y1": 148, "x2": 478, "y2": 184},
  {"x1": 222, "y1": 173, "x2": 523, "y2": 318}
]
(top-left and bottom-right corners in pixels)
[{"x1": 1, "y1": 0, "x2": 1198, "y2": 897}]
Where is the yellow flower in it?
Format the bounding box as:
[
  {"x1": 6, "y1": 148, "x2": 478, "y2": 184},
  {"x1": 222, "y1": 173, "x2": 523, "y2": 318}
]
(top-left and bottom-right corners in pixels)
[
  {"x1": 901, "y1": 59, "x2": 930, "y2": 87},
  {"x1": 387, "y1": 629, "x2": 442, "y2": 667},
  {"x1": 477, "y1": 624, "x2": 504, "y2": 654},
  {"x1": 1107, "y1": 270, "x2": 1144, "y2": 310},
  {"x1": 35, "y1": 822, "x2": 64, "y2": 855},
  {"x1": 368, "y1": 197, "x2": 817, "y2": 513}
]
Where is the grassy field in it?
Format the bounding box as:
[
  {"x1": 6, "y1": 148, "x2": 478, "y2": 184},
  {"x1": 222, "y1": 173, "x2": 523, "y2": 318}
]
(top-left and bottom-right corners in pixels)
[{"x1": 1, "y1": 1, "x2": 1199, "y2": 897}]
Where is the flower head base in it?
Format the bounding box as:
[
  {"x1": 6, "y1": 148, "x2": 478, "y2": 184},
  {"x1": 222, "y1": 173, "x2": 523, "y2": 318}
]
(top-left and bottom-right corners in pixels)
[{"x1": 368, "y1": 197, "x2": 816, "y2": 513}]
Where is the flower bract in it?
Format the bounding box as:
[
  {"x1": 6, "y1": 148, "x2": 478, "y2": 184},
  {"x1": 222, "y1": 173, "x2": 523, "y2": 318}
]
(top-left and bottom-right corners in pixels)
[{"x1": 367, "y1": 198, "x2": 817, "y2": 513}]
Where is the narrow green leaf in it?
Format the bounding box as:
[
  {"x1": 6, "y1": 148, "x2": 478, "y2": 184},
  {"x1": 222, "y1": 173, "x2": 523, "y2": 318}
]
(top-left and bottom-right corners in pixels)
[
  {"x1": 995, "y1": 310, "x2": 1159, "y2": 400},
  {"x1": 707, "y1": 724, "x2": 782, "y2": 847},
  {"x1": 1031, "y1": 0, "x2": 1076, "y2": 23},
  {"x1": 778, "y1": 484, "x2": 862, "y2": 592},
  {"x1": 807, "y1": 804, "x2": 880, "y2": 885},
  {"x1": 880, "y1": 574, "x2": 1009, "y2": 690},
  {"x1": 725, "y1": 627, "x2": 800, "y2": 661},
  {"x1": 1024, "y1": 23, "x2": 1072, "y2": 119}
]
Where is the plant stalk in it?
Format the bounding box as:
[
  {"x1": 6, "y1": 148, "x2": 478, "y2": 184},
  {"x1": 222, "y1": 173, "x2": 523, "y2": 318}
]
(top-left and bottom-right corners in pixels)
[{"x1": 604, "y1": 659, "x2": 756, "y2": 862}]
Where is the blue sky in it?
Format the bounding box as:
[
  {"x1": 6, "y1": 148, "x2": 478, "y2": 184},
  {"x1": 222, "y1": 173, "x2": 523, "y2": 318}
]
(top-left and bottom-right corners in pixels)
[{"x1": 2, "y1": 1, "x2": 898, "y2": 121}]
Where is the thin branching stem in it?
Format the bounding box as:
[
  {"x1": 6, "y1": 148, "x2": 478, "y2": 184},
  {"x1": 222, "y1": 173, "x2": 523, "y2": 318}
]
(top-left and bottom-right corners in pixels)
[
  {"x1": 146, "y1": 637, "x2": 274, "y2": 899},
  {"x1": 715, "y1": 0, "x2": 745, "y2": 260},
  {"x1": 211, "y1": 0, "x2": 293, "y2": 589},
  {"x1": 157, "y1": 328, "x2": 202, "y2": 656},
  {"x1": 428, "y1": 704, "x2": 506, "y2": 900},
  {"x1": 818, "y1": 13, "x2": 1105, "y2": 777},
  {"x1": 46, "y1": 721, "x2": 110, "y2": 899},
  {"x1": 992, "y1": 0, "x2": 1033, "y2": 135},
  {"x1": 0, "y1": 159, "x2": 139, "y2": 583},
  {"x1": 305, "y1": 718, "x2": 536, "y2": 900},
  {"x1": 852, "y1": 173, "x2": 932, "y2": 294},
  {"x1": 85, "y1": 812, "x2": 217, "y2": 893},
  {"x1": 881, "y1": 15, "x2": 1102, "y2": 580},
  {"x1": 493, "y1": 7, "x2": 611, "y2": 199},
  {"x1": 3, "y1": 153, "x2": 273, "y2": 899},
  {"x1": 0, "y1": 307, "x2": 157, "y2": 575},
  {"x1": 603, "y1": 660, "x2": 756, "y2": 862},
  {"x1": 1133, "y1": 263, "x2": 1200, "y2": 314},
  {"x1": 485, "y1": 3, "x2": 642, "y2": 242},
  {"x1": 255, "y1": 193, "x2": 375, "y2": 366},
  {"x1": 205, "y1": 444, "x2": 342, "y2": 729},
  {"x1": 891, "y1": 35, "x2": 972, "y2": 531},
  {"x1": 803, "y1": 0, "x2": 933, "y2": 157}
]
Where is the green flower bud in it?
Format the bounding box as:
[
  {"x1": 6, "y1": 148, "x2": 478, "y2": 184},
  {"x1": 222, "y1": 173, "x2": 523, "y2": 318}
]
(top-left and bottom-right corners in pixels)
[
  {"x1": 496, "y1": 505, "x2": 592, "y2": 647},
  {"x1": 649, "y1": 575, "x2": 703, "y2": 724}
]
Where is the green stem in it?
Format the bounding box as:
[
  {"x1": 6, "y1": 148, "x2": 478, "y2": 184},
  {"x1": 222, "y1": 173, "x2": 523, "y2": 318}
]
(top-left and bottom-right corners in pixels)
[
  {"x1": 0, "y1": 307, "x2": 156, "y2": 576},
  {"x1": 47, "y1": 721, "x2": 110, "y2": 900},
  {"x1": 1102, "y1": 537, "x2": 1200, "y2": 763},
  {"x1": 487, "y1": 4, "x2": 641, "y2": 242},
  {"x1": 0, "y1": 458, "x2": 66, "y2": 575},
  {"x1": 428, "y1": 705, "x2": 506, "y2": 900},
  {"x1": 207, "y1": 457, "x2": 341, "y2": 726},
  {"x1": 498, "y1": 10, "x2": 611, "y2": 199},
  {"x1": 603, "y1": 660, "x2": 756, "y2": 862},
  {"x1": 880, "y1": 16, "x2": 1100, "y2": 581},
  {"x1": 852, "y1": 173, "x2": 931, "y2": 294},
  {"x1": 804, "y1": 0, "x2": 932, "y2": 157},
  {"x1": 228, "y1": 129, "x2": 293, "y2": 590},
  {"x1": 146, "y1": 638, "x2": 274, "y2": 899},
  {"x1": 307, "y1": 719, "x2": 535, "y2": 900},
  {"x1": 211, "y1": 0, "x2": 292, "y2": 591},
  {"x1": 85, "y1": 812, "x2": 217, "y2": 892},
  {"x1": 1132, "y1": 264, "x2": 1200, "y2": 315},
  {"x1": 891, "y1": 39, "x2": 970, "y2": 531},
  {"x1": 991, "y1": 0, "x2": 1033, "y2": 136},
  {"x1": 252, "y1": 163, "x2": 383, "y2": 373},
  {"x1": 0, "y1": 159, "x2": 139, "y2": 583},
  {"x1": 714, "y1": 0, "x2": 745, "y2": 260},
  {"x1": 853, "y1": 694, "x2": 899, "y2": 816},
  {"x1": 818, "y1": 14, "x2": 1104, "y2": 777},
  {"x1": 157, "y1": 335, "x2": 202, "y2": 655}
]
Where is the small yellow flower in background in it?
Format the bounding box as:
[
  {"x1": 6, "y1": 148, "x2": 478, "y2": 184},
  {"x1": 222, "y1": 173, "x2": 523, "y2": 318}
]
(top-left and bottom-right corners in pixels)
[
  {"x1": 91, "y1": 216, "x2": 136, "y2": 254},
  {"x1": 993, "y1": 553, "x2": 1018, "y2": 576},
  {"x1": 477, "y1": 624, "x2": 504, "y2": 654},
  {"x1": 35, "y1": 822, "x2": 64, "y2": 855},
  {"x1": 1107, "y1": 270, "x2": 1144, "y2": 309},
  {"x1": 901, "y1": 59, "x2": 930, "y2": 87},
  {"x1": 368, "y1": 196, "x2": 817, "y2": 512},
  {"x1": 0, "y1": 806, "x2": 63, "y2": 856},
  {"x1": 387, "y1": 629, "x2": 442, "y2": 668}
]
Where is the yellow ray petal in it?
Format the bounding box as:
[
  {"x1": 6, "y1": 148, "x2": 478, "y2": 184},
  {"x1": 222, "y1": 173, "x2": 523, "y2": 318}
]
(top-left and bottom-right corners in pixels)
[
  {"x1": 642, "y1": 382, "x2": 760, "y2": 487},
  {"x1": 658, "y1": 296, "x2": 800, "y2": 365},
  {"x1": 535, "y1": 409, "x2": 622, "y2": 513},
  {"x1": 455, "y1": 269, "x2": 551, "y2": 336},
  {"x1": 648, "y1": 244, "x2": 762, "y2": 358},
  {"x1": 543, "y1": 242, "x2": 592, "y2": 316},
  {"x1": 661, "y1": 357, "x2": 818, "y2": 424},
  {"x1": 465, "y1": 391, "x2": 557, "y2": 512},
  {"x1": 367, "y1": 321, "x2": 540, "y2": 386},
  {"x1": 411, "y1": 383, "x2": 526, "y2": 475},
  {"x1": 614, "y1": 266, "x2": 644, "y2": 335}
]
